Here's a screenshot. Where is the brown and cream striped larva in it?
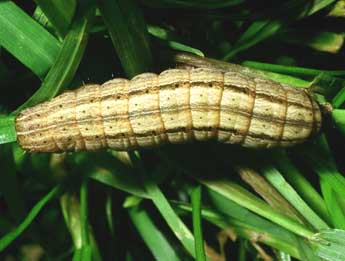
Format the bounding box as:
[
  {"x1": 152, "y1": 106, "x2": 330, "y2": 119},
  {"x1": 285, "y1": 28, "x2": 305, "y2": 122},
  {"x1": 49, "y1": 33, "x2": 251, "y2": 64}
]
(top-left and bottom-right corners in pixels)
[{"x1": 15, "y1": 68, "x2": 322, "y2": 153}]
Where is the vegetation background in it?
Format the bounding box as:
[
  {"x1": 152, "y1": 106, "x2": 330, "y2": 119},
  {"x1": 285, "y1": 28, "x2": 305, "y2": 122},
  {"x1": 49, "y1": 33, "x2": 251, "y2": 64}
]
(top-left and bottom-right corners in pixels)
[{"x1": 1, "y1": 0, "x2": 345, "y2": 260}]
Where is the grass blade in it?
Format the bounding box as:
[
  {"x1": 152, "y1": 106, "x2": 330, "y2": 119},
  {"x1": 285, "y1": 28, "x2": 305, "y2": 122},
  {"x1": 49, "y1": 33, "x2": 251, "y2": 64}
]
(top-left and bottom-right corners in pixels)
[
  {"x1": 273, "y1": 151, "x2": 330, "y2": 225},
  {"x1": 0, "y1": 185, "x2": 60, "y2": 251},
  {"x1": 144, "y1": 178, "x2": 196, "y2": 258},
  {"x1": 148, "y1": 25, "x2": 204, "y2": 57},
  {"x1": 201, "y1": 179, "x2": 315, "y2": 239},
  {"x1": 33, "y1": 0, "x2": 77, "y2": 36},
  {"x1": 0, "y1": 1, "x2": 60, "y2": 78},
  {"x1": 0, "y1": 115, "x2": 16, "y2": 144},
  {"x1": 261, "y1": 164, "x2": 329, "y2": 230},
  {"x1": 128, "y1": 205, "x2": 180, "y2": 261},
  {"x1": 13, "y1": 5, "x2": 95, "y2": 114},
  {"x1": 332, "y1": 109, "x2": 345, "y2": 136},
  {"x1": 98, "y1": 0, "x2": 153, "y2": 77},
  {"x1": 191, "y1": 186, "x2": 206, "y2": 261},
  {"x1": 242, "y1": 60, "x2": 345, "y2": 78}
]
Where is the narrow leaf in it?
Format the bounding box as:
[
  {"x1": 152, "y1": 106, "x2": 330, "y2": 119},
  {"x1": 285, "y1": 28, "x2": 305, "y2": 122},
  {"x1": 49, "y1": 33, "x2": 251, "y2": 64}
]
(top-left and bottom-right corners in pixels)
[
  {"x1": 98, "y1": 0, "x2": 153, "y2": 77},
  {"x1": 0, "y1": 186, "x2": 60, "y2": 251},
  {"x1": 0, "y1": 115, "x2": 16, "y2": 144},
  {"x1": 128, "y1": 205, "x2": 180, "y2": 261},
  {"x1": 0, "y1": 1, "x2": 61, "y2": 78},
  {"x1": 33, "y1": 0, "x2": 77, "y2": 36},
  {"x1": 13, "y1": 6, "x2": 95, "y2": 114}
]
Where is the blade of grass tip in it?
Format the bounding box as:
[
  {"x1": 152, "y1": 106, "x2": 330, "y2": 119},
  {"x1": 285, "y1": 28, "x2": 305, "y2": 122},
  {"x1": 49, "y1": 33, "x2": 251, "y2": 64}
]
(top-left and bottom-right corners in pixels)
[
  {"x1": 33, "y1": 0, "x2": 77, "y2": 36},
  {"x1": 200, "y1": 179, "x2": 315, "y2": 240},
  {"x1": 128, "y1": 205, "x2": 180, "y2": 261},
  {"x1": 13, "y1": 5, "x2": 95, "y2": 114},
  {"x1": 0, "y1": 144, "x2": 26, "y2": 222},
  {"x1": 98, "y1": 0, "x2": 153, "y2": 78},
  {"x1": 260, "y1": 164, "x2": 329, "y2": 230},
  {"x1": 307, "y1": 0, "x2": 337, "y2": 15},
  {"x1": 273, "y1": 151, "x2": 330, "y2": 226},
  {"x1": 0, "y1": 1, "x2": 61, "y2": 78},
  {"x1": 241, "y1": 61, "x2": 345, "y2": 78},
  {"x1": 0, "y1": 185, "x2": 60, "y2": 251},
  {"x1": 288, "y1": 31, "x2": 344, "y2": 54},
  {"x1": 332, "y1": 109, "x2": 345, "y2": 134},
  {"x1": 0, "y1": 115, "x2": 16, "y2": 144},
  {"x1": 191, "y1": 186, "x2": 206, "y2": 261},
  {"x1": 147, "y1": 25, "x2": 204, "y2": 57}
]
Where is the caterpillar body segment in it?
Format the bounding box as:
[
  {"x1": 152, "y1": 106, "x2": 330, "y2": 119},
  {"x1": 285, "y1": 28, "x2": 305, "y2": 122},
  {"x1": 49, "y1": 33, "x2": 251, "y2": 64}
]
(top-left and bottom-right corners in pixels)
[{"x1": 15, "y1": 68, "x2": 322, "y2": 153}]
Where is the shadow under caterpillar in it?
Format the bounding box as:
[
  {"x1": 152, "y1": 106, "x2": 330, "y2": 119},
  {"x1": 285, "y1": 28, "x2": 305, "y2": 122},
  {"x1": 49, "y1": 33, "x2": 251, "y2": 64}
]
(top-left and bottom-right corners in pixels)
[{"x1": 15, "y1": 68, "x2": 322, "y2": 153}]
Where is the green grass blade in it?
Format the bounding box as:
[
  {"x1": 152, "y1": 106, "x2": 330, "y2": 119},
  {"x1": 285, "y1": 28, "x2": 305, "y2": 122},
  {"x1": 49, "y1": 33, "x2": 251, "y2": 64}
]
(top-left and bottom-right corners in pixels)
[
  {"x1": 320, "y1": 181, "x2": 345, "y2": 229},
  {"x1": 80, "y1": 180, "x2": 90, "y2": 246},
  {"x1": 283, "y1": 31, "x2": 344, "y2": 54},
  {"x1": 144, "y1": 177, "x2": 196, "y2": 258},
  {"x1": 128, "y1": 205, "x2": 180, "y2": 261},
  {"x1": 299, "y1": 135, "x2": 345, "y2": 228},
  {"x1": 147, "y1": 25, "x2": 204, "y2": 57},
  {"x1": 332, "y1": 109, "x2": 345, "y2": 134},
  {"x1": 242, "y1": 60, "x2": 345, "y2": 78},
  {"x1": 191, "y1": 186, "x2": 206, "y2": 261},
  {"x1": 261, "y1": 164, "x2": 329, "y2": 230},
  {"x1": 33, "y1": 0, "x2": 77, "y2": 36},
  {"x1": 273, "y1": 151, "x2": 330, "y2": 225},
  {"x1": 0, "y1": 1, "x2": 61, "y2": 78},
  {"x1": 13, "y1": 6, "x2": 95, "y2": 114},
  {"x1": 0, "y1": 115, "x2": 16, "y2": 144},
  {"x1": 332, "y1": 87, "x2": 345, "y2": 108},
  {"x1": 201, "y1": 179, "x2": 315, "y2": 239},
  {"x1": 0, "y1": 185, "x2": 60, "y2": 251},
  {"x1": 307, "y1": 0, "x2": 337, "y2": 15},
  {"x1": 98, "y1": 0, "x2": 153, "y2": 78},
  {"x1": 223, "y1": 19, "x2": 282, "y2": 60},
  {"x1": 237, "y1": 166, "x2": 306, "y2": 223},
  {"x1": 201, "y1": 190, "x2": 316, "y2": 259}
]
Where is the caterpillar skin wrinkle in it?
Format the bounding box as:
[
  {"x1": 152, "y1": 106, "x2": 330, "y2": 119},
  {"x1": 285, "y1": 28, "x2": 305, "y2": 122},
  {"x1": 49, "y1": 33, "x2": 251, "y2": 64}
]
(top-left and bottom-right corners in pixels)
[{"x1": 15, "y1": 68, "x2": 322, "y2": 153}]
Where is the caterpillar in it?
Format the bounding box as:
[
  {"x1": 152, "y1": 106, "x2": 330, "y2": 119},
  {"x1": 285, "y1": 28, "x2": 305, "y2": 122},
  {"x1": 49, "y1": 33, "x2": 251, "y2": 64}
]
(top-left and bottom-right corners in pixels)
[{"x1": 15, "y1": 68, "x2": 322, "y2": 153}]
